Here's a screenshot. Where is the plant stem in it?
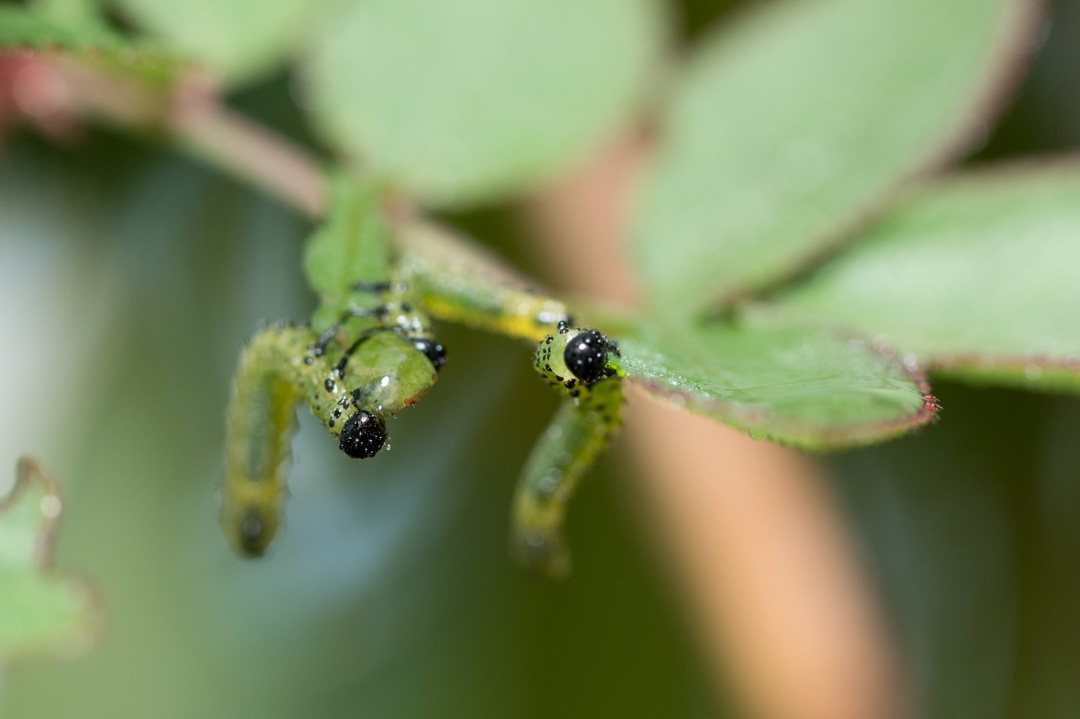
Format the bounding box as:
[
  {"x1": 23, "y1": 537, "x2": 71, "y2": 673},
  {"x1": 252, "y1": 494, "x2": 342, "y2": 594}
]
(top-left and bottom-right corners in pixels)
[
  {"x1": 170, "y1": 80, "x2": 326, "y2": 218},
  {"x1": 40, "y1": 53, "x2": 327, "y2": 218}
]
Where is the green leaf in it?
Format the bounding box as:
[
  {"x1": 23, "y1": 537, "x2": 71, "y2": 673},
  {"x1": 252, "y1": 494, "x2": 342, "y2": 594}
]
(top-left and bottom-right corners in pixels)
[
  {"x1": 304, "y1": 176, "x2": 391, "y2": 333},
  {"x1": 31, "y1": 0, "x2": 111, "y2": 37},
  {"x1": 614, "y1": 312, "x2": 937, "y2": 450},
  {"x1": 305, "y1": 0, "x2": 664, "y2": 208},
  {"x1": 633, "y1": 0, "x2": 1037, "y2": 312},
  {"x1": 112, "y1": 0, "x2": 325, "y2": 83},
  {"x1": 0, "y1": 457, "x2": 102, "y2": 665},
  {"x1": 0, "y1": 5, "x2": 184, "y2": 86},
  {"x1": 0, "y1": 6, "x2": 89, "y2": 48},
  {"x1": 774, "y1": 160, "x2": 1080, "y2": 393}
]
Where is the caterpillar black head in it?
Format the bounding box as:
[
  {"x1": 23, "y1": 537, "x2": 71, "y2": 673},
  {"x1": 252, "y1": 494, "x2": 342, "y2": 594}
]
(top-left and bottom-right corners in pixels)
[
  {"x1": 339, "y1": 410, "x2": 387, "y2": 458},
  {"x1": 563, "y1": 329, "x2": 610, "y2": 385}
]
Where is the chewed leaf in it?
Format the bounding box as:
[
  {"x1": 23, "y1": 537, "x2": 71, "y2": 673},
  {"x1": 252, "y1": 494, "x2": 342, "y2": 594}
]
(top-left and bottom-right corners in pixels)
[
  {"x1": 614, "y1": 313, "x2": 937, "y2": 451},
  {"x1": 0, "y1": 457, "x2": 102, "y2": 665},
  {"x1": 304, "y1": 0, "x2": 664, "y2": 208},
  {"x1": 633, "y1": 0, "x2": 1038, "y2": 312},
  {"x1": 775, "y1": 159, "x2": 1080, "y2": 393}
]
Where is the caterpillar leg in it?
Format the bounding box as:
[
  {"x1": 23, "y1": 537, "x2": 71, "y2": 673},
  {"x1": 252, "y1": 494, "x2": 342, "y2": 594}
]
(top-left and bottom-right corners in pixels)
[{"x1": 514, "y1": 326, "x2": 624, "y2": 576}]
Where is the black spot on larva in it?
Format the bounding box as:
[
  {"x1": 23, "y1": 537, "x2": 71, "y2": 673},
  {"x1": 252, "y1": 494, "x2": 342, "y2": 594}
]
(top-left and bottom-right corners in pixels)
[
  {"x1": 564, "y1": 379, "x2": 577, "y2": 390},
  {"x1": 401, "y1": 302, "x2": 412, "y2": 312},
  {"x1": 412, "y1": 338, "x2": 447, "y2": 371},
  {"x1": 564, "y1": 329, "x2": 608, "y2": 384},
  {"x1": 324, "y1": 378, "x2": 335, "y2": 392},
  {"x1": 339, "y1": 410, "x2": 387, "y2": 459},
  {"x1": 329, "y1": 418, "x2": 335, "y2": 428},
  {"x1": 333, "y1": 408, "x2": 342, "y2": 418},
  {"x1": 304, "y1": 356, "x2": 314, "y2": 365}
]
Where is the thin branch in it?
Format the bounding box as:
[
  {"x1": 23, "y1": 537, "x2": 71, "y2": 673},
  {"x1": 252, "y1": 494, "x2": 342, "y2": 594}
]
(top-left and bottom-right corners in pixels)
[
  {"x1": 170, "y1": 79, "x2": 326, "y2": 218},
  {"x1": 38, "y1": 52, "x2": 328, "y2": 218}
]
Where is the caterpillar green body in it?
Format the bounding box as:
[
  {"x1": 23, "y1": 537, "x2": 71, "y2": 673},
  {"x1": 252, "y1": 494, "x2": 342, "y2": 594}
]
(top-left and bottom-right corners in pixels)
[
  {"x1": 517, "y1": 326, "x2": 624, "y2": 576},
  {"x1": 395, "y1": 220, "x2": 571, "y2": 343},
  {"x1": 220, "y1": 181, "x2": 626, "y2": 574},
  {"x1": 221, "y1": 323, "x2": 438, "y2": 556}
]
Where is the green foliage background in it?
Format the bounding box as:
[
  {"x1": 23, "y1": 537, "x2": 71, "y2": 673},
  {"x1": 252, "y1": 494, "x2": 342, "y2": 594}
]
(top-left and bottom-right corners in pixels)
[
  {"x1": 0, "y1": 133, "x2": 715, "y2": 716},
  {"x1": 1, "y1": 0, "x2": 1080, "y2": 717}
]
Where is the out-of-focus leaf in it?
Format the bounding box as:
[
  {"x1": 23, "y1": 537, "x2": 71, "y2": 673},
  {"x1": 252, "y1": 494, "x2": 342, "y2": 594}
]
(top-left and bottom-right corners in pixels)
[
  {"x1": 0, "y1": 6, "x2": 184, "y2": 86},
  {"x1": 0, "y1": 6, "x2": 89, "y2": 48},
  {"x1": 633, "y1": 0, "x2": 1037, "y2": 311},
  {"x1": 112, "y1": 0, "x2": 325, "y2": 83},
  {"x1": 614, "y1": 311, "x2": 937, "y2": 450},
  {"x1": 31, "y1": 0, "x2": 110, "y2": 37},
  {"x1": 776, "y1": 160, "x2": 1080, "y2": 393},
  {"x1": 0, "y1": 457, "x2": 102, "y2": 665},
  {"x1": 305, "y1": 0, "x2": 664, "y2": 208}
]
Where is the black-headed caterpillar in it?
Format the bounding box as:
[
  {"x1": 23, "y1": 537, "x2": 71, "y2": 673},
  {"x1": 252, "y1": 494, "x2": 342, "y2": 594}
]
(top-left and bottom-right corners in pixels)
[
  {"x1": 516, "y1": 324, "x2": 624, "y2": 576},
  {"x1": 221, "y1": 198, "x2": 626, "y2": 574}
]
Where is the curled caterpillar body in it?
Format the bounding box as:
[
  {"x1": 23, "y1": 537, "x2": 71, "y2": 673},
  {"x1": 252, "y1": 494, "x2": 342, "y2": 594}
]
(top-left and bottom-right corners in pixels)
[
  {"x1": 515, "y1": 326, "x2": 624, "y2": 576},
  {"x1": 221, "y1": 326, "x2": 309, "y2": 556},
  {"x1": 289, "y1": 276, "x2": 446, "y2": 478},
  {"x1": 221, "y1": 323, "x2": 439, "y2": 557}
]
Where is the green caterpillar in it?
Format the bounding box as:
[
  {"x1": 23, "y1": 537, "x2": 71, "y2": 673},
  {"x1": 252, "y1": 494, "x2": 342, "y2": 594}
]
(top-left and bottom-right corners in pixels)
[
  {"x1": 517, "y1": 324, "x2": 623, "y2": 576},
  {"x1": 221, "y1": 180, "x2": 625, "y2": 574},
  {"x1": 221, "y1": 323, "x2": 438, "y2": 555}
]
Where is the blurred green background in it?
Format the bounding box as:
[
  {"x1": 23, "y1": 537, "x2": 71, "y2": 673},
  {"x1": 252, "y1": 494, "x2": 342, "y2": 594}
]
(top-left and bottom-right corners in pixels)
[
  {"x1": 0, "y1": 132, "x2": 717, "y2": 716},
  {"x1": 1, "y1": 0, "x2": 1079, "y2": 717}
]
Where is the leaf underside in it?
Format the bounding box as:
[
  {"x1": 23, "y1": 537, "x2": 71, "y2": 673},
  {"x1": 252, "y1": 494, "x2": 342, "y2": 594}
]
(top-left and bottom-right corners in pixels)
[{"x1": 615, "y1": 312, "x2": 937, "y2": 451}]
